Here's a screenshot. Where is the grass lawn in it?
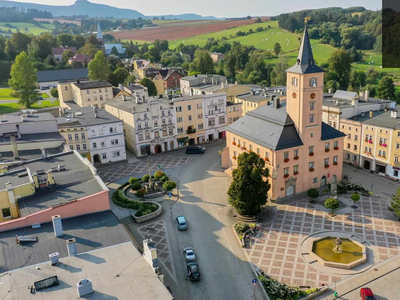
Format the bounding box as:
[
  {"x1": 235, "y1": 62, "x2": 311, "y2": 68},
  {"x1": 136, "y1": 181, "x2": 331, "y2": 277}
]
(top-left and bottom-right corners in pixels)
[
  {"x1": 0, "y1": 100, "x2": 60, "y2": 114},
  {"x1": 0, "y1": 22, "x2": 54, "y2": 36},
  {"x1": 0, "y1": 88, "x2": 49, "y2": 100}
]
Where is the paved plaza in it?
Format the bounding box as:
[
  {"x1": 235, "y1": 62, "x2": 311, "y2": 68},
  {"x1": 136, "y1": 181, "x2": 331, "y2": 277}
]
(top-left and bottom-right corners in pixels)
[{"x1": 245, "y1": 194, "x2": 400, "y2": 289}]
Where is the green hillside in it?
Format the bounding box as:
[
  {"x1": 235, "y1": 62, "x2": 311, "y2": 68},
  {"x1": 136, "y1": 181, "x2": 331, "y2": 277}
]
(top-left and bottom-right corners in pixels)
[{"x1": 0, "y1": 22, "x2": 54, "y2": 36}]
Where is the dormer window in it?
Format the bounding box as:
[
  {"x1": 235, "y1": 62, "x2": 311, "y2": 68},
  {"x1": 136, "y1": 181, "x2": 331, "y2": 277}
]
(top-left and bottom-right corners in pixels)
[{"x1": 310, "y1": 78, "x2": 317, "y2": 87}]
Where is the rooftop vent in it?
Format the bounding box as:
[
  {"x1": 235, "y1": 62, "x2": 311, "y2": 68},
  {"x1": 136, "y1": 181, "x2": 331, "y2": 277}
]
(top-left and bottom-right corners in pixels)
[
  {"x1": 52, "y1": 215, "x2": 63, "y2": 237},
  {"x1": 76, "y1": 278, "x2": 93, "y2": 297},
  {"x1": 16, "y1": 235, "x2": 38, "y2": 244},
  {"x1": 67, "y1": 238, "x2": 77, "y2": 256},
  {"x1": 49, "y1": 252, "x2": 59, "y2": 266}
]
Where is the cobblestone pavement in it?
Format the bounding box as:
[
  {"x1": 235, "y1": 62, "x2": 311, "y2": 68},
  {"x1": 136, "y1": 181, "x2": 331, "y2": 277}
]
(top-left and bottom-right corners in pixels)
[
  {"x1": 98, "y1": 156, "x2": 192, "y2": 183},
  {"x1": 138, "y1": 220, "x2": 177, "y2": 283},
  {"x1": 245, "y1": 194, "x2": 400, "y2": 288}
]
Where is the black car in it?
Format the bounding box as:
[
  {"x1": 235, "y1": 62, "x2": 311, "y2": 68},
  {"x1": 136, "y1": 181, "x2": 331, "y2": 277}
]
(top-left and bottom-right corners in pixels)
[
  {"x1": 186, "y1": 146, "x2": 205, "y2": 154},
  {"x1": 187, "y1": 262, "x2": 201, "y2": 281}
]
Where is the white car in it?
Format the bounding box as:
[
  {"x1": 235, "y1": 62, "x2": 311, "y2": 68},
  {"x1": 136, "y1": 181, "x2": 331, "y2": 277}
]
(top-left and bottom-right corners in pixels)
[{"x1": 183, "y1": 247, "x2": 196, "y2": 262}]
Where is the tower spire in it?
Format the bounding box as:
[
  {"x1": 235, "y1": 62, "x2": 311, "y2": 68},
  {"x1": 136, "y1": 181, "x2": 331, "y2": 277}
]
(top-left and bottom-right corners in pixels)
[{"x1": 97, "y1": 22, "x2": 103, "y2": 39}]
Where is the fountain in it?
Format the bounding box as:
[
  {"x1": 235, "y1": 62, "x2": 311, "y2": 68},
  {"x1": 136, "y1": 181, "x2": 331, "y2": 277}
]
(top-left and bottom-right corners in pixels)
[{"x1": 334, "y1": 237, "x2": 342, "y2": 252}]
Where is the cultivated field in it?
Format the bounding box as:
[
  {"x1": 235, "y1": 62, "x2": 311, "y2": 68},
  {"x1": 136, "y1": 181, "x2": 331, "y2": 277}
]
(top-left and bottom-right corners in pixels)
[
  {"x1": 0, "y1": 22, "x2": 54, "y2": 36},
  {"x1": 33, "y1": 18, "x2": 82, "y2": 26},
  {"x1": 111, "y1": 18, "x2": 265, "y2": 41}
]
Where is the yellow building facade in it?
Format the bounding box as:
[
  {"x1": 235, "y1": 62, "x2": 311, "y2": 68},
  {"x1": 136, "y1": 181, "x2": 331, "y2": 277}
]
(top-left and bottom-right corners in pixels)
[{"x1": 340, "y1": 119, "x2": 362, "y2": 165}]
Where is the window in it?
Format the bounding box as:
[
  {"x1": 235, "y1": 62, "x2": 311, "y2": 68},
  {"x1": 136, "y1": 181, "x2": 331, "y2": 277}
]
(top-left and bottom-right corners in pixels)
[
  {"x1": 69, "y1": 145, "x2": 74, "y2": 150},
  {"x1": 93, "y1": 142, "x2": 97, "y2": 149},
  {"x1": 198, "y1": 124, "x2": 203, "y2": 129},
  {"x1": 145, "y1": 122, "x2": 149, "y2": 128},
  {"x1": 208, "y1": 118, "x2": 215, "y2": 126},
  {"x1": 155, "y1": 131, "x2": 159, "y2": 138},
  {"x1": 354, "y1": 145, "x2": 357, "y2": 151},
  {"x1": 176, "y1": 106, "x2": 182, "y2": 112},
  {"x1": 325, "y1": 142, "x2": 330, "y2": 150},
  {"x1": 168, "y1": 118, "x2": 172, "y2": 123},
  {"x1": 284, "y1": 167, "x2": 289, "y2": 175},
  {"x1": 188, "y1": 105, "x2": 192, "y2": 111},
  {"x1": 346, "y1": 153, "x2": 350, "y2": 159},
  {"x1": 101, "y1": 141, "x2": 105, "y2": 147},
  {"x1": 284, "y1": 152, "x2": 289, "y2": 159},
  {"x1": 163, "y1": 129, "x2": 167, "y2": 137},
  {"x1": 64, "y1": 86, "x2": 68, "y2": 90},
  {"x1": 324, "y1": 158, "x2": 329, "y2": 166},
  {"x1": 188, "y1": 115, "x2": 192, "y2": 121},
  {"x1": 81, "y1": 133, "x2": 85, "y2": 139},
  {"x1": 169, "y1": 128, "x2": 174, "y2": 135},
  {"x1": 177, "y1": 127, "x2": 183, "y2": 134},
  {"x1": 398, "y1": 132, "x2": 400, "y2": 137},
  {"x1": 313, "y1": 177, "x2": 318, "y2": 183},
  {"x1": 2, "y1": 208, "x2": 11, "y2": 218},
  {"x1": 309, "y1": 146, "x2": 314, "y2": 154},
  {"x1": 100, "y1": 95, "x2": 103, "y2": 101},
  {"x1": 76, "y1": 144, "x2": 81, "y2": 151},
  {"x1": 265, "y1": 151, "x2": 269, "y2": 159},
  {"x1": 113, "y1": 151, "x2": 121, "y2": 158},
  {"x1": 162, "y1": 111, "x2": 165, "y2": 117},
  {"x1": 394, "y1": 170, "x2": 399, "y2": 177},
  {"x1": 198, "y1": 113, "x2": 203, "y2": 119},
  {"x1": 137, "y1": 123, "x2": 142, "y2": 130},
  {"x1": 197, "y1": 103, "x2": 202, "y2": 109},
  {"x1": 233, "y1": 137, "x2": 236, "y2": 143},
  {"x1": 353, "y1": 155, "x2": 357, "y2": 161},
  {"x1": 294, "y1": 165, "x2": 299, "y2": 173},
  {"x1": 219, "y1": 116, "x2": 225, "y2": 124},
  {"x1": 310, "y1": 133, "x2": 314, "y2": 138},
  {"x1": 145, "y1": 132, "x2": 151, "y2": 139},
  {"x1": 68, "y1": 134, "x2": 72, "y2": 141},
  {"x1": 75, "y1": 133, "x2": 79, "y2": 140},
  {"x1": 177, "y1": 117, "x2": 183, "y2": 122},
  {"x1": 243, "y1": 142, "x2": 246, "y2": 148},
  {"x1": 87, "y1": 97, "x2": 91, "y2": 101},
  {"x1": 154, "y1": 120, "x2": 158, "y2": 126},
  {"x1": 310, "y1": 78, "x2": 317, "y2": 87},
  {"x1": 102, "y1": 153, "x2": 107, "y2": 159},
  {"x1": 347, "y1": 143, "x2": 351, "y2": 149},
  {"x1": 309, "y1": 162, "x2": 314, "y2": 169},
  {"x1": 334, "y1": 141, "x2": 338, "y2": 148},
  {"x1": 82, "y1": 144, "x2": 87, "y2": 150},
  {"x1": 257, "y1": 148, "x2": 260, "y2": 155},
  {"x1": 309, "y1": 114, "x2": 315, "y2": 123},
  {"x1": 162, "y1": 119, "x2": 166, "y2": 124},
  {"x1": 310, "y1": 102, "x2": 315, "y2": 110},
  {"x1": 333, "y1": 156, "x2": 338, "y2": 163},
  {"x1": 396, "y1": 143, "x2": 400, "y2": 150},
  {"x1": 348, "y1": 134, "x2": 351, "y2": 140},
  {"x1": 294, "y1": 149, "x2": 299, "y2": 157},
  {"x1": 86, "y1": 90, "x2": 90, "y2": 94},
  {"x1": 99, "y1": 88, "x2": 102, "y2": 92},
  {"x1": 355, "y1": 135, "x2": 358, "y2": 141},
  {"x1": 94, "y1": 96, "x2": 97, "y2": 101},
  {"x1": 395, "y1": 156, "x2": 399, "y2": 163},
  {"x1": 333, "y1": 122, "x2": 337, "y2": 128},
  {"x1": 144, "y1": 113, "x2": 148, "y2": 119},
  {"x1": 228, "y1": 118, "x2": 233, "y2": 124},
  {"x1": 138, "y1": 133, "x2": 143, "y2": 141},
  {"x1": 99, "y1": 128, "x2": 103, "y2": 135},
  {"x1": 291, "y1": 77, "x2": 298, "y2": 86}
]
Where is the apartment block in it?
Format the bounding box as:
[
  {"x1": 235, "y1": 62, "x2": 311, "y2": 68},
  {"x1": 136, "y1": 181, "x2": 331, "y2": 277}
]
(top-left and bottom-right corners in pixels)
[
  {"x1": 227, "y1": 102, "x2": 242, "y2": 125},
  {"x1": 234, "y1": 88, "x2": 286, "y2": 116},
  {"x1": 180, "y1": 74, "x2": 227, "y2": 96}
]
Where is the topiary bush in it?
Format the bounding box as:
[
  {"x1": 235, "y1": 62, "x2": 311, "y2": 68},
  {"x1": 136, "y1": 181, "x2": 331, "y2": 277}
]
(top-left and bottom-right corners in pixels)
[
  {"x1": 160, "y1": 175, "x2": 169, "y2": 182},
  {"x1": 154, "y1": 171, "x2": 166, "y2": 180},
  {"x1": 324, "y1": 198, "x2": 339, "y2": 215},
  {"x1": 136, "y1": 188, "x2": 147, "y2": 197},
  {"x1": 129, "y1": 177, "x2": 139, "y2": 184},
  {"x1": 351, "y1": 192, "x2": 360, "y2": 205},
  {"x1": 112, "y1": 189, "x2": 140, "y2": 210},
  {"x1": 131, "y1": 182, "x2": 142, "y2": 191},
  {"x1": 163, "y1": 180, "x2": 177, "y2": 191},
  {"x1": 307, "y1": 188, "x2": 319, "y2": 202},
  {"x1": 142, "y1": 174, "x2": 150, "y2": 182}
]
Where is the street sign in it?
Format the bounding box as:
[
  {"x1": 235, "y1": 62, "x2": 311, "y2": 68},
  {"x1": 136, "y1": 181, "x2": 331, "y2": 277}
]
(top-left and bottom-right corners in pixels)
[{"x1": 252, "y1": 278, "x2": 257, "y2": 286}]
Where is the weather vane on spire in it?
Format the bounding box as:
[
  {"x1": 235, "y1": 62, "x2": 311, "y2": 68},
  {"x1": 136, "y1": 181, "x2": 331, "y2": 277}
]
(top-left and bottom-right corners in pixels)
[{"x1": 305, "y1": 17, "x2": 311, "y2": 24}]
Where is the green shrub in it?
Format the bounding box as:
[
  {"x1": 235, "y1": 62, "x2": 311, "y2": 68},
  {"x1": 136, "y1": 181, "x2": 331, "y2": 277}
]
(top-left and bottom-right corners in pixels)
[
  {"x1": 131, "y1": 182, "x2": 142, "y2": 191},
  {"x1": 154, "y1": 171, "x2": 166, "y2": 180},
  {"x1": 325, "y1": 198, "x2": 339, "y2": 214},
  {"x1": 136, "y1": 188, "x2": 147, "y2": 197},
  {"x1": 258, "y1": 274, "x2": 307, "y2": 300},
  {"x1": 163, "y1": 180, "x2": 176, "y2": 191},
  {"x1": 129, "y1": 177, "x2": 139, "y2": 184},
  {"x1": 160, "y1": 175, "x2": 169, "y2": 182},
  {"x1": 142, "y1": 174, "x2": 150, "y2": 182},
  {"x1": 351, "y1": 192, "x2": 360, "y2": 203},
  {"x1": 307, "y1": 188, "x2": 319, "y2": 199},
  {"x1": 112, "y1": 189, "x2": 140, "y2": 210},
  {"x1": 234, "y1": 222, "x2": 256, "y2": 235}
]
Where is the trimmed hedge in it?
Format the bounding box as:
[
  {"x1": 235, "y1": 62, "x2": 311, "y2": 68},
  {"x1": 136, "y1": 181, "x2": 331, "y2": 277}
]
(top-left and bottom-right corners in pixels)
[
  {"x1": 112, "y1": 189, "x2": 158, "y2": 217},
  {"x1": 163, "y1": 180, "x2": 176, "y2": 191},
  {"x1": 131, "y1": 182, "x2": 142, "y2": 191},
  {"x1": 129, "y1": 177, "x2": 139, "y2": 184},
  {"x1": 154, "y1": 171, "x2": 166, "y2": 180},
  {"x1": 142, "y1": 174, "x2": 150, "y2": 182},
  {"x1": 160, "y1": 175, "x2": 169, "y2": 182}
]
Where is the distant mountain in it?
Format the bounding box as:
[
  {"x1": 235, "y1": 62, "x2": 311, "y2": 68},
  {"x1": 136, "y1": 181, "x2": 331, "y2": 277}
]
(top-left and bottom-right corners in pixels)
[{"x1": 0, "y1": 0, "x2": 218, "y2": 20}]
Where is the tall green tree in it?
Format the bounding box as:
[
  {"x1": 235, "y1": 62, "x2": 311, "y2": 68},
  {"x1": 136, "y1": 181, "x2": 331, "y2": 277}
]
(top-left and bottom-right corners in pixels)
[
  {"x1": 377, "y1": 76, "x2": 395, "y2": 100},
  {"x1": 5, "y1": 39, "x2": 17, "y2": 60},
  {"x1": 88, "y1": 51, "x2": 110, "y2": 81},
  {"x1": 189, "y1": 49, "x2": 214, "y2": 74},
  {"x1": 62, "y1": 49, "x2": 75, "y2": 63},
  {"x1": 108, "y1": 67, "x2": 129, "y2": 86},
  {"x1": 8, "y1": 51, "x2": 39, "y2": 108},
  {"x1": 272, "y1": 55, "x2": 289, "y2": 86},
  {"x1": 273, "y1": 42, "x2": 282, "y2": 57},
  {"x1": 110, "y1": 46, "x2": 119, "y2": 56},
  {"x1": 326, "y1": 49, "x2": 352, "y2": 90},
  {"x1": 390, "y1": 186, "x2": 400, "y2": 218},
  {"x1": 227, "y1": 152, "x2": 270, "y2": 216},
  {"x1": 57, "y1": 34, "x2": 74, "y2": 47},
  {"x1": 139, "y1": 78, "x2": 158, "y2": 96},
  {"x1": 223, "y1": 54, "x2": 237, "y2": 79}
]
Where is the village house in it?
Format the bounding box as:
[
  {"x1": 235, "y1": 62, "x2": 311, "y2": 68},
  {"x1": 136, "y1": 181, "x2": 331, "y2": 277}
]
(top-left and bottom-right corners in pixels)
[
  {"x1": 210, "y1": 52, "x2": 225, "y2": 62},
  {"x1": 52, "y1": 46, "x2": 77, "y2": 62},
  {"x1": 152, "y1": 69, "x2": 182, "y2": 95}
]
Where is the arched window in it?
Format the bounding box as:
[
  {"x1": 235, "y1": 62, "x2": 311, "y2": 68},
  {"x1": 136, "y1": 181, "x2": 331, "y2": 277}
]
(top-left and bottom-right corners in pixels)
[{"x1": 310, "y1": 78, "x2": 317, "y2": 87}]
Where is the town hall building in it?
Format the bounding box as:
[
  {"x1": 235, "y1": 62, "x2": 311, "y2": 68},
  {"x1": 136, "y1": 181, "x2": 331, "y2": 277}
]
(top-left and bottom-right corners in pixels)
[{"x1": 222, "y1": 23, "x2": 346, "y2": 201}]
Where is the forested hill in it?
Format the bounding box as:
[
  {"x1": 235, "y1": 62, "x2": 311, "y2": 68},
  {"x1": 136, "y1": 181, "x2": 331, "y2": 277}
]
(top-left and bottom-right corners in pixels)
[{"x1": 0, "y1": 7, "x2": 52, "y2": 22}]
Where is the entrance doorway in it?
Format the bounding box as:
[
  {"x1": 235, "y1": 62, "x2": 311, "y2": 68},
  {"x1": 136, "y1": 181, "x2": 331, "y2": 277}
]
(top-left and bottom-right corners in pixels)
[
  {"x1": 320, "y1": 176, "x2": 327, "y2": 187},
  {"x1": 188, "y1": 138, "x2": 195, "y2": 145},
  {"x1": 286, "y1": 185, "x2": 295, "y2": 196},
  {"x1": 218, "y1": 131, "x2": 224, "y2": 139},
  {"x1": 154, "y1": 145, "x2": 162, "y2": 154},
  {"x1": 93, "y1": 154, "x2": 101, "y2": 164},
  {"x1": 164, "y1": 142, "x2": 168, "y2": 152},
  {"x1": 364, "y1": 160, "x2": 371, "y2": 170},
  {"x1": 170, "y1": 140, "x2": 174, "y2": 150},
  {"x1": 376, "y1": 164, "x2": 386, "y2": 174},
  {"x1": 208, "y1": 134, "x2": 214, "y2": 141}
]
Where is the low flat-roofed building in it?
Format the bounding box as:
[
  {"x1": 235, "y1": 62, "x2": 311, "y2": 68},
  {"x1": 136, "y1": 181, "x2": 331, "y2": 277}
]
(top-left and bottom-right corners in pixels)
[
  {"x1": 37, "y1": 68, "x2": 89, "y2": 89},
  {"x1": 0, "y1": 211, "x2": 173, "y2": 299},
  {"x1": 180, "y1": 74, "x2": 227, "y2": 96},
  {"x1": 0, "y1": 151, "x2": 109, "y2": 228},
  {"x1": 234, "y1": 88, "x2": 286, "y2": 116}
]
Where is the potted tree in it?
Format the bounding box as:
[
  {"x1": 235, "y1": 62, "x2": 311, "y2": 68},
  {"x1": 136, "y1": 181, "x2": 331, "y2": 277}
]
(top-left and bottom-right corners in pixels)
[
  {"x1": 325, "y1": 198, "x2": 339, "y2": 216},
  {"x1": 351, "y1": 192, "x2": 360, "y2": 208},
  {"x1": 307, "y1": 188, "x2": 319, "y2": 203}
]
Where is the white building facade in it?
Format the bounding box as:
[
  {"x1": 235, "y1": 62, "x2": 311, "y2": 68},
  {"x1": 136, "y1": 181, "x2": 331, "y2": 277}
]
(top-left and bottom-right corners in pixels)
[{"x1": 204, "y1": 93, "x2": 227, "y2": 141}]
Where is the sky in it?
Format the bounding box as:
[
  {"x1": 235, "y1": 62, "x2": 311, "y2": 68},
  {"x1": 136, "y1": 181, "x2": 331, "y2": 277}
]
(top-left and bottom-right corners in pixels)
[{"x1": 8, "y1": 0, "x2": 382, "y2": 18}]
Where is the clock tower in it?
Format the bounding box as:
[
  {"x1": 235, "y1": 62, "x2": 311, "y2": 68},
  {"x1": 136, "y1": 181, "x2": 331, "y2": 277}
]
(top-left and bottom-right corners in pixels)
[{"x1": 286, "y1": 21, "x2": 325, "y2": 144}]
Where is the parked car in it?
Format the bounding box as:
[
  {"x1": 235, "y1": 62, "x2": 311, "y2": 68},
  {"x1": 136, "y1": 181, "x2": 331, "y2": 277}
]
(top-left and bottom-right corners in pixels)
[
  {"x1": 186, "y1": 146, "x2": 205, "y2": 154},
  {"x1": 187, "y1": 262, "x2": 201, "y2": 281},
  {"x1": 360, "y1": 288, "x2": 375, "y2": 300},
  {"x1": 175, "y1": 216, "x2": 187, "y2": 230},
  {"x1": 183, "y1": 247, "x2": 196, "y2": 262}
]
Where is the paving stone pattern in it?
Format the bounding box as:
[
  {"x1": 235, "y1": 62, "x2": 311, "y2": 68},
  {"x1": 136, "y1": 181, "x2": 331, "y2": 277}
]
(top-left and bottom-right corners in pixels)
[
  {"x1": 245, "y1": 194, "x2": 400, "y2": 288},
  {"x1": 98, "y1": 157, "x2": 192, "y2": 183}
]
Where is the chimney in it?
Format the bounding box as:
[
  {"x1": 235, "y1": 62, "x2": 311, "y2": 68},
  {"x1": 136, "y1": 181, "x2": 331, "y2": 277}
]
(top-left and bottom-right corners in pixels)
[
  {"x1": 369, "y1": 111, "x2": 374, "y2": 118},
  {"x1": 273, "y1": 96, "x2": 280, "y2": 109},
  {"x1": 94, "y1": 110, "x2": 98, "y2": 118},
  {"x1": 135, "y1": 94, "x2": 140, "y2": 104},
  {"x1": 16, "y1": 124, "x2": 21, "y2": 140},
  {"x1": 49, "y1": 252, "x2": 59, "y2": 266},
  {"x1": 118, "y1": 83, "x2": 123, "y2": 89},
  {"x1": 351, "y1": 99, "x2": 358, "y2": 107},
  {"x1": 391, "y1": 110, "x2": 398, "y2": 118},
  {"x1": 328, "y1": 88, "x2": 332, "y2": 94},
  {"x1": 52, "y1": 215, "x2": 63, "y2": 237},
  {"x1": 67, "y1": 238, "x2": 77, "y2": 256},
  {"x1": 365, "y1": 90, "x2": 370, "y2": 101},
  {"x1": 10, "y1": 135, "x2": 19, "y2": 159},
  {"x1": 47, "y1": 170, "x2": 55, "y2": 185},
  {"x1": 76, "y1": 278, "x2": 93, "y2": 297},
  {"x1": 41, "y1": 147, "x2": 46, "y2": 158}
]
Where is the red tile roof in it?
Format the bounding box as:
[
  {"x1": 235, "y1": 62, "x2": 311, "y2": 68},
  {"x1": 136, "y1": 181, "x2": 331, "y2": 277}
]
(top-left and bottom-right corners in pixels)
[{"x1": 52, "y1": 47, "x2": 77, "y2": 55}]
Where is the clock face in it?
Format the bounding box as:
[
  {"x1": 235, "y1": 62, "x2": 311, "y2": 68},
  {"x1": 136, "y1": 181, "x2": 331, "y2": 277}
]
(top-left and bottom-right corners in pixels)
[
  {"x1": 292, "y1": 92, "x2": 297, "y2": 99},
  {"x1": 310, "y1": 93, "x2": 316, "y2": 99}
]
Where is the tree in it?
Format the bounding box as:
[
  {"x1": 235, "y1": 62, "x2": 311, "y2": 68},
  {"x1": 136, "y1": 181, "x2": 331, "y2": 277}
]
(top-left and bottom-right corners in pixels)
[
  {"x1": 377, "y1": 76, "x2": 395, "y2": 100},
  {"x1": 390, "y1": 186, "x2": 400, "y2": 219},
  {"x1": 88, "y1": 51, "x2": 110, "y2": 81},
  {"x1": 108, "y1": 67, "x2": 129, "y2": 86},
  {"x1": 70, "y1": 61, "x2": 83, "y2": 69},
  {"x1": 223, "y1": 53, "x2": 237, "y2": 79},
  {"x1": 57, "y1": 34, "x2": 73, "y2": 47},
  {"x1": 125, "y1": 74, "x2": 136, "y2": 85},
  {"x1": 11, "y1": 32, "x2": 32, "y2": 53},
  {"x1": 5, "y1": 39, "x2": 17, "y2": 60},
  {"x1": 163, "y1": 180, "x2": 177, "y2": 191},
  {"x1": 50, "y1": 87, "x2": 59, "y2": 98},
  {"x1": 36, "y1": 33, "x2": 57, "y2": 59},
  {"x1": 62, "y1": 49, "x2": 75, "y2": 63},
  {"x1": 327, "y1": 49, "x2": 352, "y2": 90},
  {"x1": 324, "y1": 198, "x2": 339, "y2": 216},
  {"x1": 86, "y1": 34, "x2": 99, "y2": 46},
  {"x1": 72, "y1": 35, "x2": 86, "y2": 49},
  {"x1": 189, "y1": 49, "x2": 214, "y2": 74},
  {"x1": 272, "y1": 55, "x2": 289, "y2": 86},
  {"x1": 307, "y1": 188, "x2": 319, "y2": 201},
  {"x1": 273, "y1": 42, "x2": 281, "y2": 57},
  {"x1": 110, "y1": 46, "x2": 119, "y2": 56},
  {"x1": 254, "y1": 17, "x2": 262, "y2": 23},
  {"x1": 227, "y1": 152, "x2": 270, "y2": 216},
  {"x1": 8, "y1": 52, "x2": 39, "y2": 108},
  {"x1": 351, "y1": 192, "x2": 360, "y2": 206},
  {"x1": 139, "y1": 77, "x2": 157, "y2": 96},
  {"x1": 79, "y1": 43, "x2": 100, "y2": 59}
]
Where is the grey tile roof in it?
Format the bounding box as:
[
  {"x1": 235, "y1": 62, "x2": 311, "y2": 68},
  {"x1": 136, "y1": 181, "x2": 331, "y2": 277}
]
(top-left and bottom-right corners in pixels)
[
  {"x1": 73, "y1": 80, "x2": 112, "y2": 90},
  {"x1": 362, "y1": 111, "x2": 400, "y2": 129},
  {"x1": 57, "y1": 105, "x2": 122, "y2": 126},
  {"x1": 333, "y1": 90, "x2": 358, "y2": 100},
  {"x1": 286, "y1": 25, "x2": 325, "y2": 75},
  {"x1": 235, "y1": 92, "x2": 283, "y2": 103},
  {"x1": 37, "y1": 68, "x2": 88, "y2": 83},
  {"x1": 321, "y1": 122, "x2": 346, "y2": 140},
  {"x1": 105, "y1": 96, "x2": 173, "y2": 114},
  {"x1": 0, "y1": 146, "x2": 65, "y2": 162},
  {"x1": 0, "y1": 211, "x2": 132, "y2": 273}
]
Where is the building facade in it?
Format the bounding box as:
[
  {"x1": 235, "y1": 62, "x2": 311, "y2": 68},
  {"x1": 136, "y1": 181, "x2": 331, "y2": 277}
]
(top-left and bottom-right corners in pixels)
[
  {"x1": 105, "y1": 96, "x2": 178, "y2": 157},
  {"x1": 204, "y1": 93, "x2": 227, "y2": 141},
  {"x1": 234, "y1": 88, "x2": 286, "y2": 116},
  {"x1": 227, "y1": 102, "x2": 242, "y2": 125},
  {"x1": 180, "y1": 74, "x2": 227, "y2": 96},
  {"x1": 222, "y1": 24, "x2": 345, "y2": 201}
]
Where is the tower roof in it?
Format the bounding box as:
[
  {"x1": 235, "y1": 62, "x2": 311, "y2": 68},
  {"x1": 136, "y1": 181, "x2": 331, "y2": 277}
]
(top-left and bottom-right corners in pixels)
[
  {"x1": 286, "y1": 24, "x2": 324, "y2": 74},
  {"x1": 97, "y1": 22, "x2": 103, "y2": 39}
]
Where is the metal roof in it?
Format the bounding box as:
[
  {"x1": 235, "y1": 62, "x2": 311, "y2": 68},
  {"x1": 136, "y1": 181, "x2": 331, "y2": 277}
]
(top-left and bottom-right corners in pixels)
[
  {"x1": 37, "y1": 68, "x2": 88, "y2": 83},
  {"x1": 333, "y1": 90, "x2": 358, "y2": 100},
  {"x1": 73, "y1": 80, "x2": 112, "y2": 90},
  {"x1": 57, "y1": 105, "x2": 122, "y2": 127}
]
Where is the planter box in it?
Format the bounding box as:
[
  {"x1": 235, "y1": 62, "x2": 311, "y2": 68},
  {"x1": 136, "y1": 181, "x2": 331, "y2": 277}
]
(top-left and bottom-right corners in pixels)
[
  {"x1": 232, "y1": 224, "x2": 246, "y2": 248},
  {"x1": 132, "y1": 201, "x2": 162, "y2": 223}
]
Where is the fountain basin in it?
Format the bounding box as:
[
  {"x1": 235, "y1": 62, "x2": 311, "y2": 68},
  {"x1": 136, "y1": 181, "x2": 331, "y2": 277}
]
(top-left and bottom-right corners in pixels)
[{"x1": 310, "y1": 236, "x2": 367, "y2": 269}]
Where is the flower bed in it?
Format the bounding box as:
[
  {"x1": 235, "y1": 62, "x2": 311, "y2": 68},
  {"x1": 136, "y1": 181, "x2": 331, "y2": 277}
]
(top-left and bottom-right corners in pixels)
[
  {"x1": 234, "y1": 221, "x2": 256, "y2": 240},
  {"x1": 113, "y1": 188, "x2": 159, "y2": 217},
  {"x1": 338, "y1": 180, "x2": 368, "y2": 193},
  {"x1": 258, "y1": 274, "x2": 319, "y2": 300}
]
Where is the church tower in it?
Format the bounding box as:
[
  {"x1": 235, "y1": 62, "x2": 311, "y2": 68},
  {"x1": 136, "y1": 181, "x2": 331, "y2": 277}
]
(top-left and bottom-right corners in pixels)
[
  {"x1": 286, "y1": 20, "x2": 325, "y2": 144},
  {"x1": 97, "y1": 22, "x2": 104, "y2": 46}
]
